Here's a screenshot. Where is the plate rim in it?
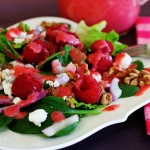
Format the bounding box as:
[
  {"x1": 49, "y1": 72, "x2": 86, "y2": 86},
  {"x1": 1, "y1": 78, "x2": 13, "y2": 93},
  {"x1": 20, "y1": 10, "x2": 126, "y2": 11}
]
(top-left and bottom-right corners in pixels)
[{"x1": 1, "y1": 16, "x2": 150, "y2": 150}]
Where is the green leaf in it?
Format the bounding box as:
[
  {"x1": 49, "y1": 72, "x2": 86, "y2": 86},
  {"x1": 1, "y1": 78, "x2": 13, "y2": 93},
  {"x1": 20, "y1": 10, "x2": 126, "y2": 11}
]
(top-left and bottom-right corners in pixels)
[
  {"x1": 8, "y1": 115, "x2": 51, "y2": 134},
  {"x1": 8, "y1": 96, "x2": 101, "y2": 134},
  {"x1": 69, "y1": 98, "x2": 105, "y2": 110},
  {"x1": 13, "y1": 41, "x2": 29, "y2": 49},
  {"x1": 52, "y1": 122, "x2": 79, "y2": 137},
  {"x1": 75, "y1": 20, "x2": 127, "y2": 55},
  {"x1": 0, "y1": 28, "x2": 7, "y2": 34},
  {"x1": 0, "y1": 114, "x2": 13, "y2": 128},
  {"x1": 132, "y1": 60, "x2": 144, "y2": 71},
  {"x1": 0, "y1": 52, "x2": 6, "y2": 64},
  {"x1": 37, "y1": 51, "x2": 62, "y2": 69},
  {"x1": 57, "y1": 44, "x2": 72, "y2": 66},
  {"x1": 18, "y1": 22, "x2": 30, "y2": 32},
  {"x1": 25, "y1": 96, "x2": 102, "y2": 115},
  {"x1": 0, "y1": 34, "x2": 22, "y2": 60},
  {"x1": 119, "y1": 83, "x2": 139, "y2": 98}
]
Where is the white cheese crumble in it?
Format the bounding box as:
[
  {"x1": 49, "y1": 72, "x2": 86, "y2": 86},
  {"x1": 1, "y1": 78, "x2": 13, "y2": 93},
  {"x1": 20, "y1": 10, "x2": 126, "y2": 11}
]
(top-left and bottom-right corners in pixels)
[
  {"x1": 14, "y1": 38, "x2": 24, "y2": 44},
  {"x1": 46, "y1": 80, "x2": 54, "y2": 87},
  {"x1": 28, "y1": 109, "x2": 48, "y2": 127},
  {"x1": 118, "y1": 53, "x2": 132, "y2": 69},
  {"x1": 13, "y1": 97, "x2": 22, "y2": 104},
  {"x1": 25, "y1": 64, "x2": 34, "y2": 68},
  {"x1": 63, "y1": 96, "x2": 67, "y2": 100},
  {"x1": 2, "y1": 81, "x2": 12, "y2": 98},
  {"x1": 10, "y1": 60, "x2": 23, "y2": 67},
  {"x1": 92, "y1": 73, "x2": 102, "y2": 82},
  {"x1": 2, "y1": 69, "x2": 14, "y2": 83}
]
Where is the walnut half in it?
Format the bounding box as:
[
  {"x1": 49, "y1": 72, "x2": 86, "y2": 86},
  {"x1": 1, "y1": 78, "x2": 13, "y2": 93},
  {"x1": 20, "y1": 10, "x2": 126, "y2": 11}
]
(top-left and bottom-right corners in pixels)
[
  {"x1": 124, "y1": 69, "x2": 139, "y2": 86},
  {"x1": 124, "y1": 69, "x2": 150, "y2": 86},
  {"x1": 138, "y1": 70, "x2": 150, "y2": 86},
  {"x1": 100, "y1": 91, "x2": 112, "y2": 105}
]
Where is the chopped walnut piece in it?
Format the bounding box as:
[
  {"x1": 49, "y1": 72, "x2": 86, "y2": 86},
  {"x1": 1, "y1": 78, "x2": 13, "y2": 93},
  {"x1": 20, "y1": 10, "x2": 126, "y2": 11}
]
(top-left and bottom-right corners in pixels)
[
  {"x1": 100, "y1": 91, "x2": 112, "y2": 105},
  {"x1": 66, "y1": 97, "x2": 76, "y2": 109},
  {"x1": 124, "y1": 69, "x2": 140, "y2": 86},
  {"x1": 138, "y1": 70, "x2": 150, "y2": 86},
  {"x1": 123, "y1": 69, "x2": 150, "y2": 86}
]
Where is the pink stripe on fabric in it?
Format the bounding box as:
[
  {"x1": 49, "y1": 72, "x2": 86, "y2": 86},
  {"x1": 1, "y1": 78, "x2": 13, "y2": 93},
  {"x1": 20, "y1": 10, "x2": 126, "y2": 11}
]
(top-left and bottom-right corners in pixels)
[
  {"x1": 136, "y1": 17, "x2": 150, "y2": 24},
  {"x1": 137, "y1": 17, "x2": 150, "y2": 135},
  {"x1": 136, "y1": 24, "x2": 150, "y2": 31},
  {"x1": 137, "y1": 37, "x2": 150, "y2": 44},
  {"x1": 137, "y1": 31, "x2": 150, "y2": 38}
]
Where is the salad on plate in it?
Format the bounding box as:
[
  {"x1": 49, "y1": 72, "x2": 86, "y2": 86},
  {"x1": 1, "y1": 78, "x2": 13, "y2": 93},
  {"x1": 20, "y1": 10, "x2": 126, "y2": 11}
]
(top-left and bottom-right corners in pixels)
[{"x1": 0, "y1": 17, "x2": 150, "y2": 140}]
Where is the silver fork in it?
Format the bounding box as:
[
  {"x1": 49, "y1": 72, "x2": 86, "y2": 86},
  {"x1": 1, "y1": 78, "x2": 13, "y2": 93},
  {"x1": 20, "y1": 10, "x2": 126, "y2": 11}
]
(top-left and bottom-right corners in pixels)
[{"x1": 123, "y1": 44, "x2": 150, "y2": 58}]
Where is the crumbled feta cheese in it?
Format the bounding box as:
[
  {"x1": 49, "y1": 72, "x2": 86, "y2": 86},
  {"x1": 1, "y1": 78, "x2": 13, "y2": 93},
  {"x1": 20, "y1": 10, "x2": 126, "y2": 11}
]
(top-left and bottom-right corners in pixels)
[
  {"x1": 2, "y1": 69, "x2": 14, "y2": 83},
  {"x1": 13, "y1": 97, "x2": 22, "y2": 104},
  {"x1": 25, "y1": 64, "x2": 34, "y2": 68},
  {"x1": 46, "y1": 80, "x2": 54, "y2": 87},
  {"x1": 119, "y1": 53, "x2": 132, "y2": 69},
  {"x1": 14, "y1": 38, "x2": 24, "y2": 44},
  {"x1": 28, "y1": 109, "x2": 48, "y2": 127},
  {"x1": 92, "y1": 73, "x2": 102, "y2": 82},
  {"x1": 63, "y1": 96, "x2": 67, "y2": 100},
  {"x1": 2, "y1": 81, "x2": 12, "y2": 98},
  {"x1": 26, "y1": 34, "x2": 34, "y2": 40},
  {"x1": 10, "y1": 60, "x2": 23, "y2": 67},
  {"x1": 19, "y1": 32, "x2": 27, "y2": 38},
  {"x1": 53, "y1": 80, "x2": 60, "y2": 87}
]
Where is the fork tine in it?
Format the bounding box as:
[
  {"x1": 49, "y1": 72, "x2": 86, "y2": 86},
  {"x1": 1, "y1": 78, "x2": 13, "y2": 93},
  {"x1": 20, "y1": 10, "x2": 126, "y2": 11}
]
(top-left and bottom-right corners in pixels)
[{"x1": 123, "y1": 44, "x2": 150, "y2": 58}]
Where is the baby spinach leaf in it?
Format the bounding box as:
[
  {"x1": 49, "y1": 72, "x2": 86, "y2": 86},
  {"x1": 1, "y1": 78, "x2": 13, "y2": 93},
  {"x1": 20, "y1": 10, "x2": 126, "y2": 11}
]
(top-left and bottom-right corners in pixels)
[
  {"x1": 8, "y1": 96, "x2": 101, "y2": 134},
  {"x1": 25, "y1": 96, "x2": 101, "y2": 115},
  {"x1": 52, "y1": 122, "x2": 79, "y2": 137},
  {"x1": 57, "y1": 44, "x2": 72, "y2": 66},
  {"x1": 0, "y1": 52, "x2": 6, "y2": 64},
  {"x1": 0, "y1": 34, "x2": 22, "y2": 60},
  {"x1": 119, "y1": 83, "x2": 139, "y2": 98},
  {"x1": 8, "y1": 115, "x2": 52, "y2": 134},
  {"x1": 0, "y1": 114, "x2": 13, "y2": 128},
  {"x1": 18, "y1": 22, "x2": 30, "y2": 32},
  {"x1": 37, "y1": 51, "x2": 62, "y2": 69},
  {"x1": 132, "y1": 60, "x2": 144, "y2": 71}
]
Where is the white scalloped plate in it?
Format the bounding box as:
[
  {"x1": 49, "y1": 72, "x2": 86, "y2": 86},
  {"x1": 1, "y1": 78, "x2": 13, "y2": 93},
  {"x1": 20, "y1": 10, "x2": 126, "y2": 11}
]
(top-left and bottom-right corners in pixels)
[{"x1": 1, "y1": 17, "x2": 150, "y2": 150}]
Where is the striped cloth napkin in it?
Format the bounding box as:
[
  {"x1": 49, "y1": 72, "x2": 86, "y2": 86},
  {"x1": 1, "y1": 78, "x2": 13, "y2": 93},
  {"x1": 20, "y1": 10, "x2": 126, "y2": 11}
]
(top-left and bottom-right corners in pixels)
[{"x1": 136, "y1": 17, "x2": 150, "y2": 135}]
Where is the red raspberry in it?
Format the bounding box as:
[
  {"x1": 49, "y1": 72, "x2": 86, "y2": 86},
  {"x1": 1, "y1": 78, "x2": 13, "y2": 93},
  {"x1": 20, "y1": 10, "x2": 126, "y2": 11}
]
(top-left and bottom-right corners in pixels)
[
  {"x1": 22, "y1": 40, "x2": 49, "y2": 65},
  {"x1": 73, "y1": 75, "x2": 101, "y2": 104},
  {"x1": 96, "y1": 56, "x2": 113, "y2": 73},
  {"x1": 70, "y1": 48, "x2": 86, "y2": 65},
  {"x1": 12, "y1": 73, "x2": 43, "y2": 99},
  {"x1": 90, "y1": 40, "x2": 114, "y2": 54},
  {"x1": 46, "y1": 30, "x2": 84, "y2": 50},
  {"x1": 46, "y1": 23, "x2": 69, "y2": 39},
  {"x1": 51, "y1": 111, "x2": 65, "y2": 122},
  {"x1": 88, "y1": 51, "x2": 112, "y2": 73}
]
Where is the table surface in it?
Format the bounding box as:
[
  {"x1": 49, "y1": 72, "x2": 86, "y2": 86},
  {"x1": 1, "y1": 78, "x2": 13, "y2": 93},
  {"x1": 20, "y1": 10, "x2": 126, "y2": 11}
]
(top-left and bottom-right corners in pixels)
[{"x1": 1, "y1": 0, "x2": 150, "y2": 150}]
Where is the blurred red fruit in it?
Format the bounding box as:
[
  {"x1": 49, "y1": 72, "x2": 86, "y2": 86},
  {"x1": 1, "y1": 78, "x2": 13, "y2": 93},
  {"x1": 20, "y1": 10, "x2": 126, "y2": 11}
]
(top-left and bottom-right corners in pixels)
[
  {"x1": 12, "y1": 73, "x2": 43, "y2": 99},
  {"x1": 73, "y1": 75, "x2": 101, "y2": 104},
  {"x1": 23, "y1": 40, "x2": 49, "y2": 64}
]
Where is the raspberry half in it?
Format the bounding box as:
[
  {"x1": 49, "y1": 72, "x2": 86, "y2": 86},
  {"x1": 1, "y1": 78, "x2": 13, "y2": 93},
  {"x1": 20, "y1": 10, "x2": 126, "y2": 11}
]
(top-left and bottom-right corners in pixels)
[
  {"x1": 12, "y1": 73, "x2": 43, "y2": 99},
  {"x1": 73, "y1": 75, "x2": 101, "y2": 104}
]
